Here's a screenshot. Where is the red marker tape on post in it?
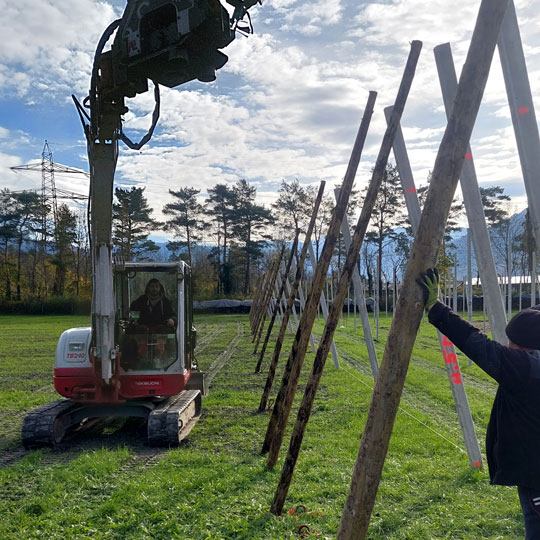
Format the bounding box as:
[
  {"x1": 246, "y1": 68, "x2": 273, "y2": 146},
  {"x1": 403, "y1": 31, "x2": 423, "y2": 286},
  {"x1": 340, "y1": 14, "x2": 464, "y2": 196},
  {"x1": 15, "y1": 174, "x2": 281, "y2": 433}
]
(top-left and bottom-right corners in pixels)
[
  {"x1": 465, "y1": 152, "x2": 473, "y2": 160},
  {"x1": 518, "y1": 106, "x2": 529, "y2": 115}
]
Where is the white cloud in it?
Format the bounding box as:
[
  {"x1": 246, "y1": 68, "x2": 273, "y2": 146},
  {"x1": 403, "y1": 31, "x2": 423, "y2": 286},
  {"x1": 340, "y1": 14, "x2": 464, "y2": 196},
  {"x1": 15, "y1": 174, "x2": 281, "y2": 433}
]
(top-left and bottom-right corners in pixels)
[
  {"x1": 3, "y1": 0, "x2": 540, "y2": 233},
  {"x1": 0, "y1": 0, "x2": 118, "y2": 96}
]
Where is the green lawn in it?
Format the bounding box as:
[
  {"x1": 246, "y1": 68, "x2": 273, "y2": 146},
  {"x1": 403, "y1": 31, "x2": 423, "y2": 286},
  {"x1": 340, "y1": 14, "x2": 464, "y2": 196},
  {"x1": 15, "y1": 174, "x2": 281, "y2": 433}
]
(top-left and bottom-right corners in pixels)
[{"x1": 0, "y1": 312, "x2": 524, "y2": 539}]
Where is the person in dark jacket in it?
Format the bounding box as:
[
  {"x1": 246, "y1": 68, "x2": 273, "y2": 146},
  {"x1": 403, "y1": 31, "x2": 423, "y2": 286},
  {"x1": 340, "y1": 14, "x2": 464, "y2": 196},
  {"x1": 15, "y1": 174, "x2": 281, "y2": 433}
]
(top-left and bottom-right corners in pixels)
[
  {"x1": 130, "y1": 278, "x2": 176, "y2": 332},
  {"x1": 418, "y1": 268, "x2": 540, "y2": 539}
]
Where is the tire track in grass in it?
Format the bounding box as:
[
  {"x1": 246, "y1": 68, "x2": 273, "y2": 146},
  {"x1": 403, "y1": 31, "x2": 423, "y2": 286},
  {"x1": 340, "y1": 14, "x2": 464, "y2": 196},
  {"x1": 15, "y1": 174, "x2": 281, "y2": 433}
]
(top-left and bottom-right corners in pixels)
[
  {"x1": 205, "y1": 323, "x2": 243, "y2": 387},
  {"x1": 195, "y1": 326, "x2": 225, "y2": 354}
]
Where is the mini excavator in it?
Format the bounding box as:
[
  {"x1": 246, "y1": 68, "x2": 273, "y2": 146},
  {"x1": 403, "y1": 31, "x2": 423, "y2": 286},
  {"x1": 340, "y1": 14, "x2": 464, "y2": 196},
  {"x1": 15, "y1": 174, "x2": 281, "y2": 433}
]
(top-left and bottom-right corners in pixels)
[{"x1": 22, "y1": 0, "x2": 260, "y2": 448}]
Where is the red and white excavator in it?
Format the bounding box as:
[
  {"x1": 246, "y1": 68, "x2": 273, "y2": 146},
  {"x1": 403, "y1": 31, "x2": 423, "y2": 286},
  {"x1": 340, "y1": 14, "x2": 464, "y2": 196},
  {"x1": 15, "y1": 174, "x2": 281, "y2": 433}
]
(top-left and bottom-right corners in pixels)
[{"x1": 22, "y1": 0, "x2": 260, "y2": 448}]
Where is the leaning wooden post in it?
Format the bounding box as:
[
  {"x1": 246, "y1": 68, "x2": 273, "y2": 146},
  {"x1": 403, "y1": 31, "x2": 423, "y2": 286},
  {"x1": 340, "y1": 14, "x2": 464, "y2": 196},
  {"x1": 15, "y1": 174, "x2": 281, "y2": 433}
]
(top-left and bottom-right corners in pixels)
[
  {"x1": 250, "y1": 273, "x2": 264, "y2": 332},
  {"x1": 384, "y1": 107, "x2": 483, "y2": 467},
  {"x1": 258, "y1": 182, "x2": 326, "y2": 411},
  {"x1": 251, "y1": 266, "x2": 274, "y2": 338},
  {"x1": 261, "y1": 90, "x2": 377, "y2": 460},
  {"x1": 270, "y1": 40, "x2": 422, "y2": 514},
  {"x1": 255, "y1": 231, "x2": 300, "y2": 372},
  {"x1": 253, "y1": 246, "x2": 285, "y2": 348},
  {"x1": 251, "y1": 272, "x2": 269, "y2": 333},
  {"x1": 338, "y1": 2, "x2": 510, "y2": 538}
]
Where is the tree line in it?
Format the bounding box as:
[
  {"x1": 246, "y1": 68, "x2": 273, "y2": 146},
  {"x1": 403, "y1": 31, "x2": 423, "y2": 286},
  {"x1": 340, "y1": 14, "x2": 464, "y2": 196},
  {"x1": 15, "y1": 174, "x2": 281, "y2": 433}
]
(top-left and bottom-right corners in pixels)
[{"x1": 0, "y1": 165, "x2": 535, "y2": 305}]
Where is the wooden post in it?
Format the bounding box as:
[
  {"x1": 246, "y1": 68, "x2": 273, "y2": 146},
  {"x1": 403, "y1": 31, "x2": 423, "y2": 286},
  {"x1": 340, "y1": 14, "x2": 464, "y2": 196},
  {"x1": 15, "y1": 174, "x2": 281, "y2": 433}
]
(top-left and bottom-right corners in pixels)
[
  {"x1": 258, "y1": 182, "x2": 326, "y2": 411},
  {"x1": 250, "y1": 272, "x2": 268, "y2": 334},
  {"x1": 253, "y1": 246, "x2": 285, "y2": 349},
  {"x1": 269, "y1": 40, "x2": 422, "y2": 513},
  {"x1": 385, "y1": 107, "x2": 482, "y2": 466},
  {"x1": 255, "y1": 231, "x2": 300, "y2": 372},
  {"x1": 251, "y1": 268, "x2": 273, "y2": 337},
  {"x1": 338, "y1": 2, "x2": 510, "y2": 538},
  {"x1": 260, "y1": 90, "x2": 377, "y2": 458}
]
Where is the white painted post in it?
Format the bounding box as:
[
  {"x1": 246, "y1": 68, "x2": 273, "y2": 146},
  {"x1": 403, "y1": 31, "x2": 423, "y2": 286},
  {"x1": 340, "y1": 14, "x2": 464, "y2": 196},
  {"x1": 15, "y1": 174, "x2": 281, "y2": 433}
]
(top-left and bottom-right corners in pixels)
[
  {"x1": 467, "y1": 229, "x2": 473, "y2": 324},
  {"x1": 375, "y1": 257, "x2": 380, "y2": 340},
  {"x1": 308, "y1": 242, "x2": 339, "y2": 368},
  {"x1": 291, "y1": 258, "x2": 316, "y2": 352},
  {"x1": 532, "y1": 252, "x2": 537, "y2": 306},
  {"x1": 434, "y1": 43, "x2": 507, "y2": 343},
  {"x1": 335, "y1": 187, "x2": 379, "y2": 378},
  {"x1": 498, "y1": 0, "x2": 540, "y2": 253},
  {"x1": 353, "y1": 288, "x2": 357, "y2": 331},
  {"x1": 453, "y1": 259, "x2": 458, "y2": 312},
  {"x1": 507, "y1": 228, "x2": 512, "y2": 318}
]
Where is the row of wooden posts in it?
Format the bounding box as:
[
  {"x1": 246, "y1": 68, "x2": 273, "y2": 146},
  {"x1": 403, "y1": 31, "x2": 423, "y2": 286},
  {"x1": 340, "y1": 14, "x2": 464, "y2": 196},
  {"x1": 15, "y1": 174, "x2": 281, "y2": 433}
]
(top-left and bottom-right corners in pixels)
[{"x1": 246, "y1": 0, "x2": 536, "y2": 537}]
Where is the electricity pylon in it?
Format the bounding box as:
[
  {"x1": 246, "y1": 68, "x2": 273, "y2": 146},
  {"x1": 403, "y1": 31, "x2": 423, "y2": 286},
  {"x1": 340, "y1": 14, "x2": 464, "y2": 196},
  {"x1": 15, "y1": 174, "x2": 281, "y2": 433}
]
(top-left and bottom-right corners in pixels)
[{"x1": 10, "y1": 140, "x2": 88, "y2": 240}]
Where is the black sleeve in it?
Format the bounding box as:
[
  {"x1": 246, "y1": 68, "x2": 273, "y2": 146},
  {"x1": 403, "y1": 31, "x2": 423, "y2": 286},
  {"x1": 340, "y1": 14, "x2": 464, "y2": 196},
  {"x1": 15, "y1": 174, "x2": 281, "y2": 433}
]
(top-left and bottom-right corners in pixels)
[
  {"x1": 130, "y1": 295, "x2": 146, "y2": 311},
  {"x1": 162, "y1": 298, "x2": 176, "y2": 321},
  {"x1": 428, "y1": 301, "x2": 532, "y2": 388}
]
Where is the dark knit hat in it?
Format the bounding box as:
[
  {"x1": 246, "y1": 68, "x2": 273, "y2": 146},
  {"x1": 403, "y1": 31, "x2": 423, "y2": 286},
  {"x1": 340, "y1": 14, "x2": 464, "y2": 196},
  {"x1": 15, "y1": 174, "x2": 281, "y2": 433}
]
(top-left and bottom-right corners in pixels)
[{"x1": 505, "y1": 308, "x2": 540, "y2": 349}]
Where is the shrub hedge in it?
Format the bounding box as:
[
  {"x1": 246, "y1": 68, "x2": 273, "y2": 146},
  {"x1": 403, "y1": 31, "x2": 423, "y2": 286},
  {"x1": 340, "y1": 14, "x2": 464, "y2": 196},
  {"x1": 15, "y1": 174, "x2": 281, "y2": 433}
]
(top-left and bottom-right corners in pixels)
[{"x1": 0, "y1": 297, "x2": 91, "y2": 315}]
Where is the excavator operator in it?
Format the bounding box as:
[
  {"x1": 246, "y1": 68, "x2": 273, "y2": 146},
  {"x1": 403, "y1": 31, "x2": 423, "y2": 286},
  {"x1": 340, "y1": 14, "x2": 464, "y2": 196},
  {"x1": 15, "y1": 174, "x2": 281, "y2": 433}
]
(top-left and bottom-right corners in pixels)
[{"x1": 130, "y1": 278, "x2": 176, "y2": 333}]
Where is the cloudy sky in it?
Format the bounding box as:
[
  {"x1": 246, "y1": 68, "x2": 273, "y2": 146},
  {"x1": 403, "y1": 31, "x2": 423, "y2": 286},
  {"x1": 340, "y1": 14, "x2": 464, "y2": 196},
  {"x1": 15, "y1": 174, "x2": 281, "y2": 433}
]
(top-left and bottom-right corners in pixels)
[{"x1": 1, "y1": 0, "x2": 539, "y2": 239}]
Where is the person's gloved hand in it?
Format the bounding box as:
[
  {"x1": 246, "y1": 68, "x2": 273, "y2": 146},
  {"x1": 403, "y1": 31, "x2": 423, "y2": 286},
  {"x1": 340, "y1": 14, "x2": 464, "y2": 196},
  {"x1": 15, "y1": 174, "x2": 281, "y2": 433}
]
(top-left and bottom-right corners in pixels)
[{"x1": 417, "y1": 268, "x2": 440, "y2": 312}]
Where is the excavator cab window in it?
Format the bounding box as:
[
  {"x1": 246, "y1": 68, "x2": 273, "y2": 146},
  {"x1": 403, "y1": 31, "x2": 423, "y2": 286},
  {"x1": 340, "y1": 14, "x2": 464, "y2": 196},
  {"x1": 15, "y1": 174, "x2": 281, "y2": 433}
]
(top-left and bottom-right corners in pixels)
[{"x1": 116, "y1": 270, "x2": 179, "y2": 372}]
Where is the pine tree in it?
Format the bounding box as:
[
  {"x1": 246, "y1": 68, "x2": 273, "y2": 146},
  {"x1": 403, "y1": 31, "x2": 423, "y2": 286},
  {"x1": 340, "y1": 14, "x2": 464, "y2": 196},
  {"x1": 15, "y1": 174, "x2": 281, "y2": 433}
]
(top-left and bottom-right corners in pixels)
[
  {"x1": 163, "y1": 187, "x2": 205, "y2": 267},
  {"x1": 113, "y1": 187, "x2": 159, "y2": 261},
  {"x1": 230, "y1": 179, "x2": 273, "y2": 295},
  {"x1": 364, "y1": 163, "x2": 407, "y2": 297},
  {"x1": 52, "y1": 204, "x2": 77, "y2": 296},
  {"x1": 206, "y1": 183, "x2": 237, "y2": 294}
]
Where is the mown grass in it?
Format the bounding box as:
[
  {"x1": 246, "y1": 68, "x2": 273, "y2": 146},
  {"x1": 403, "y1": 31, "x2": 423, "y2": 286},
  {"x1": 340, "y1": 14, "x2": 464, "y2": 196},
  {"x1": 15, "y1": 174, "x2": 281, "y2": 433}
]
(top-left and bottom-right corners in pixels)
[{"x1": 0, "y1": 312, "x2": 524, "y2": 539}]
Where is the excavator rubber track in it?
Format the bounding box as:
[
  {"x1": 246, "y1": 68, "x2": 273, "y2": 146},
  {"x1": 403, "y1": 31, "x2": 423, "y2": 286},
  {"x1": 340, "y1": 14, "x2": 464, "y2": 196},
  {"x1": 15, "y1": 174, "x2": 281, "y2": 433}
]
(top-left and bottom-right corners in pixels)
[
  {"x1": 22, "y1": 399, "x2": 76, "y2": 449},
  {"x1": 147, "y1": 390, "x2": 202, "y2": 446},
  {"x1": 22, "y1": 390, "x2": 202, "y2": 449}
]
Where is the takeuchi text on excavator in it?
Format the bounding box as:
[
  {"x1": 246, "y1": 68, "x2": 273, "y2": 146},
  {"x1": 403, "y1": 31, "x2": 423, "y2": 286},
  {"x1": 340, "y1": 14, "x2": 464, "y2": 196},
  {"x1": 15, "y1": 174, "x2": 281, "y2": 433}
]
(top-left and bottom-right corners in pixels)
[{"x1": 22, "y1": 0, "x2": 261, "y2": 448}]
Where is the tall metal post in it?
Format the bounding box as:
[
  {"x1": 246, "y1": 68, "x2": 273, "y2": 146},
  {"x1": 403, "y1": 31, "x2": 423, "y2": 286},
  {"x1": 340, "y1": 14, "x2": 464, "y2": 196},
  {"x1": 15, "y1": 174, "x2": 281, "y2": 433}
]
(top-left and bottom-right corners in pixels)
[
  {"x1": 507, "y1": 228, "x2": 512, "y2": 318},
  {"x1": 335, "y1": 187, "x2": 379, "y2": 378},
  {"x1": 434, "y1": 42, "x2": 507, "y2": 343},
  {"x1": 467, "y1": 229, "x2": 473, "y2": 323},
  {"x1": 498, "y1": 0, "x2": 540, "y2": 252},
  {"x1": 532, "y1": 252, "x2": 537, "y2": 305},
  {"x1": 291, "y1": 258, "x2": 316, "y2": 351},
  {"x1": 453, "y1": 259, "x2": 458, "y2": 311},
  {"x1": 308, "y1": 242, "x2": 339, "y2": 368}
]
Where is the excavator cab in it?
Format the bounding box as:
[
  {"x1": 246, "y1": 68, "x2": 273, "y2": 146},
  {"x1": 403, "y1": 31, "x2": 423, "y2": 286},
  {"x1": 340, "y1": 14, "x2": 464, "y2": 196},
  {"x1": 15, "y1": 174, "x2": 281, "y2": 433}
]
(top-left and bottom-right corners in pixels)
[{"x1": 114, "y1": 262, "x2": 193, "y2": 374}]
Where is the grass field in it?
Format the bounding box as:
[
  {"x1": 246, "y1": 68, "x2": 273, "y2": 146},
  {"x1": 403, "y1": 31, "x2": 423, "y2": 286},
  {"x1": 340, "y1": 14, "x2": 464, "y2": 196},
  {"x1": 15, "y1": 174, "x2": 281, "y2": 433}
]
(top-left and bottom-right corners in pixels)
[{"x1": 0, "y1": 312, "x2": 525, "y2": 539}]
